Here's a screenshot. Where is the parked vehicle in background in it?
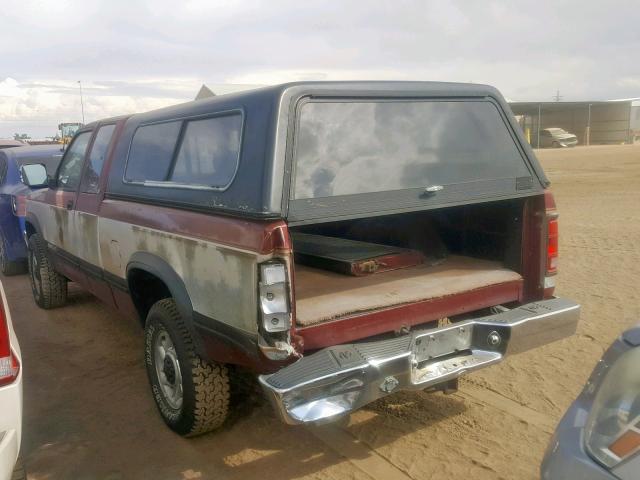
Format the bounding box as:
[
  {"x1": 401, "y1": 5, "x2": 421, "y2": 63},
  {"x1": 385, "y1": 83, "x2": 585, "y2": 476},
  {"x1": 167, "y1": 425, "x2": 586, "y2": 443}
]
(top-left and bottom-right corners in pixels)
[
  {"x1": 0, "y1": 146, "x2": 63, "y2": 275},
  {"x1": 541, "y1": 326, "x2": 640, "y2": 479},
  {"x1": 0, "y1": 141, "x2": 24, "y2": 150},
  {"x1": 21, "y1": 81, "x2": 579, "y2": 436},
  {"x1": 0, "y1": 280, "x2": 23, "y2": 480},
  {"x1": 540, "y1": 128, "x2": 578, "y2": 148}
]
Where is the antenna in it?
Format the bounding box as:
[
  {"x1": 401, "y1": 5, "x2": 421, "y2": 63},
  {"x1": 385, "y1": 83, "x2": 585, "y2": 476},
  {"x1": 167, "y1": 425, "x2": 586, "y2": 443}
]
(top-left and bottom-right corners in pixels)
[{"x1": 78, "y1": 80, "x2": 85, "y2": 124}]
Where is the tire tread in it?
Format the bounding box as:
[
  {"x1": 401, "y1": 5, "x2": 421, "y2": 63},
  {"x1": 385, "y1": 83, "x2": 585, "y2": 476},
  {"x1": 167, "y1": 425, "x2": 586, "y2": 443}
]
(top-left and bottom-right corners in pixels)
[
  {"x1": 1, "y1": 259, "x2": 26, "y2": 276},
  {"x1": 28, "y1": 234, "x2": 67, "y2": 309},
  {"x1": 150, "y1": 299, "x2": 230, "y2": 436},
  {"x1": 0, "y1": 234, "x2": 26, "y2": 276}
]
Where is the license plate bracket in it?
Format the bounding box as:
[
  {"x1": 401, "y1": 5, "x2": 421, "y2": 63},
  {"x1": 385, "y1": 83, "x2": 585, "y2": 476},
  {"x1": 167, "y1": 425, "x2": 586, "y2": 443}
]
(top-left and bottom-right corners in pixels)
[{"x1": 412, "y1": 324, "x2": 473, "y2": 364}]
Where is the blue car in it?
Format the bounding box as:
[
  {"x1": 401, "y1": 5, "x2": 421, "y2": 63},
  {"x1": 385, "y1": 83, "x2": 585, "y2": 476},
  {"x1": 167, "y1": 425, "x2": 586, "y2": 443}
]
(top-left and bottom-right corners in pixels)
[
  {"x1": 541, "y1": 326, "x2": 640, "y2": 479},
  {"x1": 0, "y1": 145, "x2": 63, "y2": 275}
]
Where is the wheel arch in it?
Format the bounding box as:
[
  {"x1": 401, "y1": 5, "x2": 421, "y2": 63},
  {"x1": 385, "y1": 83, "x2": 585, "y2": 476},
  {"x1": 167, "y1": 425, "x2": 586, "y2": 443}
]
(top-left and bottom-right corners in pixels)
[
  {"x1": 126, "y1": 252, "x2": 207, "y2": 358},
  {"x1": 126, "y1": 252, "x2": 193, "y2": 325},
  {"x1": 24, "y1": 212, "x2": 43, "y2": 240}
]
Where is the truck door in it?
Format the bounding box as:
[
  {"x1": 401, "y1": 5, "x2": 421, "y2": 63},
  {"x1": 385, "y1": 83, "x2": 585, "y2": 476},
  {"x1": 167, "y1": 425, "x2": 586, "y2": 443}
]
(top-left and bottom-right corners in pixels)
[
  {"x1": 75, "y1": 123, "x2": 117, "y2": 308},
  {"x1": 40, "y1": 130, "x2": 93, "y2": 284}
]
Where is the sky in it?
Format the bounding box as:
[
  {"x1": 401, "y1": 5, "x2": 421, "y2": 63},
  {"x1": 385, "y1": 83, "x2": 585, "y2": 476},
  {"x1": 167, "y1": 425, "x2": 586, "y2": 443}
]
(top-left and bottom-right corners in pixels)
[{"x1": 1, "y1": 0, "x2": 639, "y2": 138}]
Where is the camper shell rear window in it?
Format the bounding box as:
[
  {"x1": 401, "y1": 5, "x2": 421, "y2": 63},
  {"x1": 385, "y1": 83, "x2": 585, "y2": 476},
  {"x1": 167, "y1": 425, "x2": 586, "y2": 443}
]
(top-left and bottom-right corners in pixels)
[{"x1": 292, "y1": 99, "x2": 531, "y2": 200}]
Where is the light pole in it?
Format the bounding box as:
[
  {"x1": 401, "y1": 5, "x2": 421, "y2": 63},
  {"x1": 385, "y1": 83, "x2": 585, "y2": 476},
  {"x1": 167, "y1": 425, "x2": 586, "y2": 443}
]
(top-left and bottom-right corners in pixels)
[
  {"x1": 586, "y1": 103, "x2": 592, "y2": 146},
  {"x1": 537, "y1": 103, "x2": 542, "y2": 148},
  {"x1": 77, "y1": 80, "x2": 85, "y2": 124}
]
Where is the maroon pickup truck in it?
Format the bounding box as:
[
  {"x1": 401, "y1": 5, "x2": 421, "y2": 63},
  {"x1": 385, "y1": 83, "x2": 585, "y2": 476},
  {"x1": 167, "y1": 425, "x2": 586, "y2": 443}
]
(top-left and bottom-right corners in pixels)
[{"x1": 19, "y1": 81, "x2": 579, "y2": 436}]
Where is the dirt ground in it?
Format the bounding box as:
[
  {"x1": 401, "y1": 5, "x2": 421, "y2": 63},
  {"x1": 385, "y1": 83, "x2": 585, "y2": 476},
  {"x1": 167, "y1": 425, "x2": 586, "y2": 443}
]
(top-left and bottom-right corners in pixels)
[{"x1": 5, "y1": 144, "x2": 640, "y2": 480}]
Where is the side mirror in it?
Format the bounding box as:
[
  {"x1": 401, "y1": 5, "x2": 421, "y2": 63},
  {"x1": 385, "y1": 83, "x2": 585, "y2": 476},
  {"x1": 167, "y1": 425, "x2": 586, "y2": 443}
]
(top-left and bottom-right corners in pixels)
[{"x1": 20, "y1": 164, "x2": 49, "y2": 188}]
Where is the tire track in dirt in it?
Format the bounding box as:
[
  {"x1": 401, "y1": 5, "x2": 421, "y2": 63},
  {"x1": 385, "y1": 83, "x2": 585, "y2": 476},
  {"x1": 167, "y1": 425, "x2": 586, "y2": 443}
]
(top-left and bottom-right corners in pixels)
[{"x1": 308, "y1": 424, "x2": 414, "y2": 480}]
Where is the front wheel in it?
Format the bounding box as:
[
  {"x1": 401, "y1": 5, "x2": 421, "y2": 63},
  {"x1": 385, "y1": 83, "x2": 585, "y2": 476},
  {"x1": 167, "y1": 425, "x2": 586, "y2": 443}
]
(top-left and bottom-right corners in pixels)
[
  {"x1": 27, "y1": 234, "x2": 67, "y2": 309},
  {"x1": 144, "y1": 299, "x2": 230, "y2": 436}
]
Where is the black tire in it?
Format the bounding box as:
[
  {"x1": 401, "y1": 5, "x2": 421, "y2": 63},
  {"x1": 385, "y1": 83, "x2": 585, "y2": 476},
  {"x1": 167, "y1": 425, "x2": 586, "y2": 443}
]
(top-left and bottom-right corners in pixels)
[
  {"x1": 145, "y1": 298, "x2": 230, "y2": 436},
  {"x1": 0, "y1": 235, "x2": 26, "y2": 276},
  {"x1": 27, "y1": 234, "x2": 67, "y2": 309}
]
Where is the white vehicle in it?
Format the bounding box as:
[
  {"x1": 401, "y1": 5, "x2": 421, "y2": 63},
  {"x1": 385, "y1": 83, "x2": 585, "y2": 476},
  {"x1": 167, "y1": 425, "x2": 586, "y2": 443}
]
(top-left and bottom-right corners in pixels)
[
  {"x1": 540, "y1": 127, "x2": 578, "y2": 148},
  {"x1": 0, "y1": 281, "x2": 22, "y2": 480}
]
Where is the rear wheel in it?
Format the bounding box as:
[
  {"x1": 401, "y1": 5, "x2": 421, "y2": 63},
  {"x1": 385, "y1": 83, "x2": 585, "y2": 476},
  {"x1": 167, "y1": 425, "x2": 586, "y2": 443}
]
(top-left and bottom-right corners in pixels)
[
  {"x1": 27, "y1": 234, "x2": 67, "y2": 309},
  {"x1": 144, "y1": 298, "x2": 230, "y2": 436},
  {"x1": 0, "y1": 235, "x2": 26, "y2": 276},
  {"x1": 552, "y1": 141, "x2": 560, "y2": 148}
]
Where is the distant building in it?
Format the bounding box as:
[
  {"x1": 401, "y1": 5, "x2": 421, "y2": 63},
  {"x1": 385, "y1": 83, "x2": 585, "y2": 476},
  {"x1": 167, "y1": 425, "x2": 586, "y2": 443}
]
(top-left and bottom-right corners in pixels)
[
  {"x1": 26, "y1": 139, "x2": 60, "y2": 146},
  {"x1": 509, "y1": 99, "x2": 640, "y2": 147},
  {"x1": 195, "y1": 84, "x2": 216, "y2": 100},
  {"x1": 0, "y1": 139, "x2": 25, "y2": 149}
]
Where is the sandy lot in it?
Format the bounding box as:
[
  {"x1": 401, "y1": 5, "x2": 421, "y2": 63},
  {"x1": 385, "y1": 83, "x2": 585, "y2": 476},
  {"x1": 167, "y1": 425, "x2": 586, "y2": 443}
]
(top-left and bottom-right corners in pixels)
[{"x1": 5, "y1": 144, "x2": 640, "y2": 479}]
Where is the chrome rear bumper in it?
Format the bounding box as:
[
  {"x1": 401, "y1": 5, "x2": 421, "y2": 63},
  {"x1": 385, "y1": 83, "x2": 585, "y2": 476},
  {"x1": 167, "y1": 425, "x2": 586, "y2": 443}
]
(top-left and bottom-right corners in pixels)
[{"x1": 259, "y1": 297, "x2": 580, "y2": 425}]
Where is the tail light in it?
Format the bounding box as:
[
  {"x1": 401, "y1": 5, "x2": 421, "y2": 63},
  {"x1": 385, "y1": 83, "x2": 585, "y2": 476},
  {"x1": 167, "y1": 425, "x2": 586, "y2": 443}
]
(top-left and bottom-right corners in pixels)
[
  {"x1": 11, "y1": 194, "x2": 27, "y2": 217},
  {"x1": 0, "y1": 295, "x2": 20, "y2": 387},
  {"x1": 259, "y1": 261, "x2": 291, "y2": 333},
  {"x1": 544, "y1": 190, "x2": 558, "y2": 297},
  {"x1": 546, "y1": 215, "x2": 559, "y2": 274}
]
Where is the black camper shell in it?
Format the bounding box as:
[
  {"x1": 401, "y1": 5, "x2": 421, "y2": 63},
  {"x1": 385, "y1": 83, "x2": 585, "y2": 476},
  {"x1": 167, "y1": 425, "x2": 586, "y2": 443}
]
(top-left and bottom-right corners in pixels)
[{"x1": 105, "y1": 81, "x2": 548, "y2": 224}]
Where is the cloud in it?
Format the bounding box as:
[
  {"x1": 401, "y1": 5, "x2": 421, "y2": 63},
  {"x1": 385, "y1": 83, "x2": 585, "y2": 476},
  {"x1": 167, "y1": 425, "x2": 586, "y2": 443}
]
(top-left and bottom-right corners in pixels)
[
  {"x1": 617, "y1": 77, "x2": 640, "y2": 89},
  {"x1": 0, "y1": 77, "x2": 190, "y2": 137},
  {"x1": 1, "y1": 0, "x2": 639, "y2": 136}
]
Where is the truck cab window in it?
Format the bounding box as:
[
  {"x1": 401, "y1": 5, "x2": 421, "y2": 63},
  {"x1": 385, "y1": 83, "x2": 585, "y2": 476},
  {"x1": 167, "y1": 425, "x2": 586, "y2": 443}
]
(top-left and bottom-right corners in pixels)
[
  {"x1": 82, "y1": 124, "x2": 116, "y2": 193},
  {"x1": 57, "y1": 131, "x2": 92, "y2": 191}
]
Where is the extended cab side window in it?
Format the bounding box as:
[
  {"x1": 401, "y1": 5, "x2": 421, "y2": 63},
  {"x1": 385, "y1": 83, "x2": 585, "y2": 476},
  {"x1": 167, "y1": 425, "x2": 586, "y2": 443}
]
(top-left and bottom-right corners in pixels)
[
  {"x1": 124, "y1": 113, "x2": 242, "y2": 188},
  {"x1": 57, "y1": 132, "x2": 92, "y2": 191},
  {"x1": 82, "y1": 124, "x2": 116, "y2": 193}
]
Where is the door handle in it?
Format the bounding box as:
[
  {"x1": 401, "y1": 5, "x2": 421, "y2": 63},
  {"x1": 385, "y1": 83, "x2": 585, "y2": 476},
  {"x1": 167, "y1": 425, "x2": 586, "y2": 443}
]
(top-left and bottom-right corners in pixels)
[
  {"x1": 424, "y1": 185, "x2": 443, "y2": 193},
  {"x1": 421, "y1": 185, "x2": 444, "y2": 198}
]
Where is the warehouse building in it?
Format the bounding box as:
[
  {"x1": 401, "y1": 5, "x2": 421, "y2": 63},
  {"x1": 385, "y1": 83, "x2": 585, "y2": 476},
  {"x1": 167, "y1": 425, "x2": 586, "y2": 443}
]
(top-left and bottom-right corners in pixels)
[{"x1": 509, "y1": 99, "x2": 640, "y2": 147}]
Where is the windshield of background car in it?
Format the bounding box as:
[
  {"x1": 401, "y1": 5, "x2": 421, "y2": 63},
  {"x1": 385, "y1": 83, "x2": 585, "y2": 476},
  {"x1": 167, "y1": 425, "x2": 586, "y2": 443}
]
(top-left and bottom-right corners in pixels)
[{"x1": 292, "y1": 100, "x2": 531, "y2": 200}]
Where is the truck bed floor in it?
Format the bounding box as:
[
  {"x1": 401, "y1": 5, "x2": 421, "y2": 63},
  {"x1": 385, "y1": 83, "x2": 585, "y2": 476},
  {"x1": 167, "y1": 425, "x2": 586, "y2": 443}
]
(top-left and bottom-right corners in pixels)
[{"x1": 294, "y1": 255, "x2": 522, "y2": 326}]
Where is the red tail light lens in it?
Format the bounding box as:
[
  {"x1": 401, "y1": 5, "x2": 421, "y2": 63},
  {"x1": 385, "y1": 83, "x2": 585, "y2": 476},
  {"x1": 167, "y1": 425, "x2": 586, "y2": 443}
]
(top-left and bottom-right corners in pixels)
[
  {"x1": 0, "y1": 296, "x2": 19, "y2": 387},
  {"x1": 11, "y1": 194, "x2": 27, "y2": 217},
  {"x1": 543, "y1": 190, "x2": 559, "y2": 298},
  {"x1": 547, "y1": 215, "x2": 559, "y2": 274}
]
